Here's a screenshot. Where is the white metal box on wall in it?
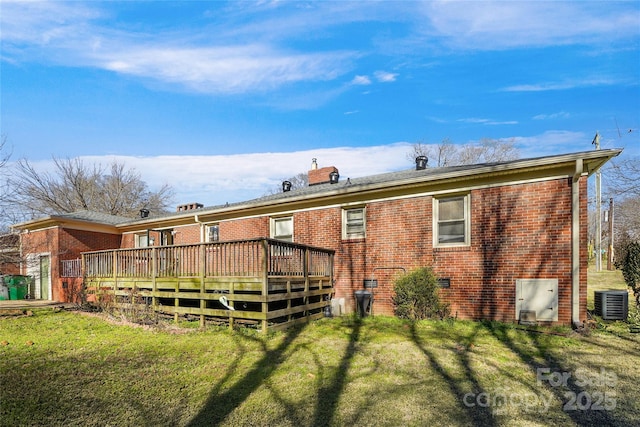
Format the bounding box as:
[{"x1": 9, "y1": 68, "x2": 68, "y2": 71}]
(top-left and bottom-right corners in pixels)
[{"x1": 515, "y1": 279, "x2": 558, "y2": 322}]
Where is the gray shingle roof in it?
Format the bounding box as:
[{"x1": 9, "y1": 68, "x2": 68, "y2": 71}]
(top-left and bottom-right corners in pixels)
[{"x1": 54, "y1": 210, "x2": 133, "y2": 225}]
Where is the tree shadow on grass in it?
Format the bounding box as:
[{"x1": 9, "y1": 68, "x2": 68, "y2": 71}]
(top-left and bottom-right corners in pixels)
[
  {"x1": 310, "y1": 316, "x2": 362, "y2": 426},
  {"x1": 186, "y1": 324, "x2": 308, "y2": 427},
  {"x1": 409, "y1": 321, "x2": 498, "y2": 427},
  {"x1": 186, "y1": 317, "x2": 367, "y2": 427},
  {"x1": 485, "y1": 322, "x2": 623, "y2": 426}
]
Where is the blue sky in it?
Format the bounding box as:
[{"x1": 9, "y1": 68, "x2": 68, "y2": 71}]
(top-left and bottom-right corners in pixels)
[{"x1": 2, "y1": 1, "x2": 639, "y2": 207}]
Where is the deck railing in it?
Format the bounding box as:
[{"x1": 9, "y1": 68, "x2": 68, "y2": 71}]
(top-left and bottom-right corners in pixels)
[
  {"x1": 82, "y1": 238, "x2": 334, "y2": 332},
  {"x1": 61, "y1": 258, "x2": 82, "y2": 278}
]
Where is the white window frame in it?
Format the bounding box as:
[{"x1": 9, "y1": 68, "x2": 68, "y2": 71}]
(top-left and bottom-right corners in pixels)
[
  {"x1": 270, "y1": 216, "x2": 293, "y2": 242},
  {"x1": 433, "y1": 194, "x2": 471, "y2": 247},
  {"x1": 342, "y1": 206, "x2": 366, "y2": 240},
  {"x1": 135, "y1": 233, "x2": 149, "y2": 248}
]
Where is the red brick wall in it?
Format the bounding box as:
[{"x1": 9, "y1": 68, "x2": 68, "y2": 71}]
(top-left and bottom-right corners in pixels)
[
  {"x1": 431, "y1": 179, "x2": 574, "y2": 323},
  {"x1": 174, "y1": 225, "x2": 200, "y2": 244},
  {"x1": 278, "y1": 178, "x2": 578, "y2": 322},
  {"x1": 220, "y1": 217, "x2": 270, "y2": 241},
  {"x1": 23, "y1": 176, "x2": 584, "y2": 323},
  {"x1": 21, "y1": 228, "x2": 121, "y2": 302}
]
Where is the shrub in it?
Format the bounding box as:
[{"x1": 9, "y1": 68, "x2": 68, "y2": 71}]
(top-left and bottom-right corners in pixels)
[
  {"x1": 392, "y1": 267, "x2": 450, "y2": 320},
  {"x1": 621, "y1": 241, "x2": 640, "y2": 306}
]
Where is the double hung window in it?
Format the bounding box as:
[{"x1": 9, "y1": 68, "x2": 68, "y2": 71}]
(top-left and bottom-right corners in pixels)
[{"x1": 434, "y1": 194, "x2": 470, "y2": 246}]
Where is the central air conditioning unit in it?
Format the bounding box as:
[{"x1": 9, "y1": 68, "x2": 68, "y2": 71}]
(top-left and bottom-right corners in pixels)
[{"x1": 594, "y1": 290, "x2": 629, "y2": 320}]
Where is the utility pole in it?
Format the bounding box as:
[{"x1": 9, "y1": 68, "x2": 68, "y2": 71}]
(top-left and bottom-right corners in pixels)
[
  {"x1": 607, "y1": 197, "x2": 614, "y2": 270},
  {"x1": 592, "y1": 132, "x2": 602, "y2": 272}
]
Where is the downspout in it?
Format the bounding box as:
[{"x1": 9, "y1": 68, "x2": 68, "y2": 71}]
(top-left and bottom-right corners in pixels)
[
  {"x1": 571, "y1": 159, "x2": 583, "y2": 327},
  {"x1": 194, "y1": 214, "x2": 205, "y2": 242}
]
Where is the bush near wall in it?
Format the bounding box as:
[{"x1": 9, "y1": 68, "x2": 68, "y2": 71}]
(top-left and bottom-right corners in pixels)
[
  {"x1": 621, "y1": 241, "x2": 640, "y2": 306},
  {"x1": 392, "y1": 267, "x2": 449, "y2": 320}
]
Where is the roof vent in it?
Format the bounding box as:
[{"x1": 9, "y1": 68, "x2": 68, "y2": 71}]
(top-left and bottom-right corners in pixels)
[
  {"x1": 282, "y1": 181, "x2": 292, "y2": 192},
  {"x1": 139, "y1": 209, "x2": 150, "y2": 218},
  {"x1": 416, "y1": 156, "x2": 428, "y2": 170},
  {"x1": 329, "y1": 171, "x2": 340, "y2": 184}
]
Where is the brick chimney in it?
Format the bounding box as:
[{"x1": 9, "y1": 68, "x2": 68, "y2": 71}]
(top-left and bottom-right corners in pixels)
[
  {"x1": 308, "y1": 159, "x2": 339, "y2": 186},
  {"x1": 176, "y1": 202, "x2": 204, "y2": 212}
]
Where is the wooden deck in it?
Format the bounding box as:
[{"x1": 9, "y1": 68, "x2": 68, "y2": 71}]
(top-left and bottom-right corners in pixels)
[{"x1": 82, "y1": 239, "x2": 334, "y2": 332}]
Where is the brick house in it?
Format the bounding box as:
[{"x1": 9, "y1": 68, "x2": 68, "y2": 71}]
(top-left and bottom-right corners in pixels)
[{"x1": 13, "y1": 149, "x2": 620, "y2": 325}]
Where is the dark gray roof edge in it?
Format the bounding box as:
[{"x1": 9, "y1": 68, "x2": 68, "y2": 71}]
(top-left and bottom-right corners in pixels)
[
  {"x1": 116, "y1": 148, "x2": 622, "y2": 226},
  {"x1": 13, "y1": 210, "x2": 134, "y2": 229}
]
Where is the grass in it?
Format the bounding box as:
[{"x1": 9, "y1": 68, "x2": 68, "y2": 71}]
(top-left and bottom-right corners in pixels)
[{"x1": 1, "y1": 273, "x2": 639, "y2": 426}]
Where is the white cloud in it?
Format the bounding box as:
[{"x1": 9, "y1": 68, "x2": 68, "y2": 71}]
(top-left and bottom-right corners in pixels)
[
  {"x1": 374, "y1": 71, "x2": 397, "y2": 82},
  {"x1": 1, "y1": 2, "x2": 356, "y2": 95},
  {"x1": 514, "y1": 130, "x2": 590, "y2": 158},
  {"x1": 457, "y1": 118, "x2": 518, "y2": 126},
  {"x1": 78, "y1": 143, "x2": 414, "y2": 206},
  {"x1": 351, "y1": 75, "x2": 372, "y2": 85},
  {"x1": 95, "y1": 45, "x2": 353, "y2": 94},
  {"x1": 503, "y1": 77, "x2": 628, "y2": 92},
  {"x1": 422, "y1": 1, "x2": 639, "y2": 50},
  {"x1": 533, "y1": 112, "x2": 571, "y2": 121}
]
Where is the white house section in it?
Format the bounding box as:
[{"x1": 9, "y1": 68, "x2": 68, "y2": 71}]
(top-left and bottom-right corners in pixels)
[{"x1": 515, "y1": 279, "x2": 558, "y2": 322}]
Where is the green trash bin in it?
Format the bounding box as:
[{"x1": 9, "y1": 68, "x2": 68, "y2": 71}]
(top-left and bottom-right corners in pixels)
[{"x1": 5, "y1": 275, "x2": 29, "y2": 300}]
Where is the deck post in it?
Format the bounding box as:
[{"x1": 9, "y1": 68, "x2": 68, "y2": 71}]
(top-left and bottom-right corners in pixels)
[
  {"x1": 304, "y1": 247, "x2": 310, "y2": 316},
  {"x1": 261, "y1": 239, "x2": 269, "y2": 333},
  {"x1": 152, "y1": 247, "x2": 158, "y2": 310},
  {"x1": 199, "y1": 243, "x2": 206, "y2": 328},
  {"x1": 112, "y1": 251, "x2": 117, "y2": 302}
]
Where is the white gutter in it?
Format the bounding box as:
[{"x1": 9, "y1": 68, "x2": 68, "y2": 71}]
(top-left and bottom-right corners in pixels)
[{"x1": 572, "y1": 159, "x2": 583, "y2": 327}]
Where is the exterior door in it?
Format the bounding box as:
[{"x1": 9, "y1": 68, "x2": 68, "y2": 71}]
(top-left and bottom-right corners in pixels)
[
  {"x1": 39, "y1": 255, "x2": 51, "y2": 300},
  {"x1": 516, "y1": 279, "x2": 558, "y2": 321}
]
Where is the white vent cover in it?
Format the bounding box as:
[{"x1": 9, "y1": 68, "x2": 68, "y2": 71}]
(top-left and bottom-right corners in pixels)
[{"x1": 594, "y1": 290, "x2": 628, "y2": 320}]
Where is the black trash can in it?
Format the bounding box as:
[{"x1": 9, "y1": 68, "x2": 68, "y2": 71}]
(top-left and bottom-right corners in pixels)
[{"x1": 354, "y1": 290, "x2": 373, "y2": 317}]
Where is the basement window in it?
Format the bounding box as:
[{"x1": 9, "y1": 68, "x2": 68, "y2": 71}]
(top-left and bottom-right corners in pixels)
[
  {"x1": 433, "y1": 194, "x2": 470, "y2": 247},
  {"x1": 342, "y1": 207, "x2": 366, "y2": 239}
]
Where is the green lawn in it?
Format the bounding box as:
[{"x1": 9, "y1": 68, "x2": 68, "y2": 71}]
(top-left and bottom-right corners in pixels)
[{"x1": 1, "y1": 273, "x2": 639, "y2": 426}]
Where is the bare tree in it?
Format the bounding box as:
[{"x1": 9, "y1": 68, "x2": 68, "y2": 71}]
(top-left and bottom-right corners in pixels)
[
  {"x1": 265, "y1": 172, "x2": 308, "y2": 196},
  {"x1": 408, "y1": 138, "x2": 458, "y2": 167},
  {"x1": 607, "y1": 156, "x2": 640, "y2": 199},
  {"x1": 457, "y1": 138, "x2": 520, "y2": 164},
  {"x1": 12, "y1": 157, "x2": 174, "y2": 218},
  {"x1": 408, "y1": 137, "x2": 520, "y2": 167},
  {"x1": 604, "y1": 155, "x2": 640, "y2": 266}
]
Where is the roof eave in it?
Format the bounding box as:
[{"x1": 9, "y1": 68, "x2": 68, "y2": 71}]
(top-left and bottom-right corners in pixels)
[
  {"x1": 13, "y1": 216, "x2": 121, "y2": 234},
  {"x1": 191, "y1": 149, "x2": 623, "y2": 221}
]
